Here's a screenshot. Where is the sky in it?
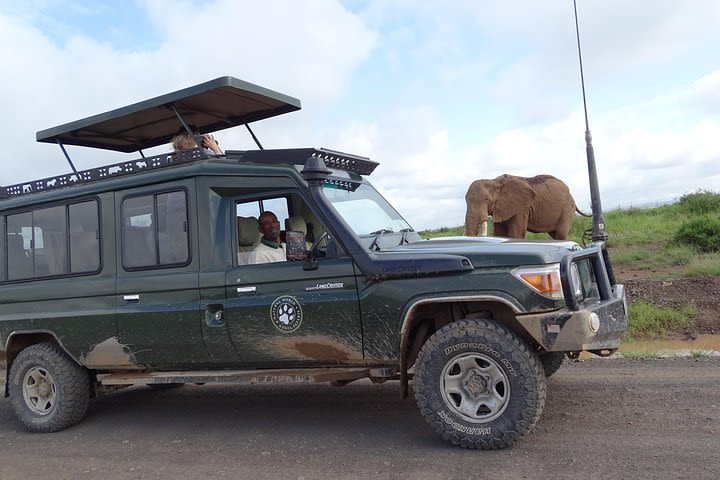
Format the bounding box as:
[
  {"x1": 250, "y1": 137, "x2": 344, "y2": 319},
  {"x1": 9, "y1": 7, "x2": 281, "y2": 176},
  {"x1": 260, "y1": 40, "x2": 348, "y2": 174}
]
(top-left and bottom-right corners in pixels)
[{"x1": 0, "y1": 0, "x2": 719, "y2": 230}]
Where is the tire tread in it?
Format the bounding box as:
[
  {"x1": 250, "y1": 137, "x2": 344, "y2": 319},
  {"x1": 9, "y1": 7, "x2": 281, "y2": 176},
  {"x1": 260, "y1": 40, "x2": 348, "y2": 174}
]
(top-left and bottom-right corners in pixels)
[
  {"x1": 413, "y1": 319, "x2": 546, "y2": 449},
  {"x1": 9, "y1": 342, "x2": 90, "y2": 433}
]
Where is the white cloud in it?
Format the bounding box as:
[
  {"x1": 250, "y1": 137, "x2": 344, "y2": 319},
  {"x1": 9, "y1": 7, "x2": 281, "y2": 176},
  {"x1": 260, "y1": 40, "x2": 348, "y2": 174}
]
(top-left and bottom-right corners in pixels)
[{"x1": 0, "y1": 0, "x2": 375, "y2": 181}]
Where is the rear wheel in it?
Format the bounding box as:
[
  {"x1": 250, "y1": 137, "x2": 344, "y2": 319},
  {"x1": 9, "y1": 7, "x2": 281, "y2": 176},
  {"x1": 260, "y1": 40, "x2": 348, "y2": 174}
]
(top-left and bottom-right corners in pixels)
[
  {"x1": 414, "y1": 319, "x2": 546, "y2": 449},
  {"x1": 8, "y1": 342, "x2": 90, "y2": 433}
]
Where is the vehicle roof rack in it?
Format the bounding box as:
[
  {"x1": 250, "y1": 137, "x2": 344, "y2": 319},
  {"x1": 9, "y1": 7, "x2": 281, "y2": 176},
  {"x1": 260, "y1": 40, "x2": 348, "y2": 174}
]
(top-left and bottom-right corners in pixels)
[
  {"x1": 0, "y1": 147, "x2": 377, "y2": 199},
  {"x1": 0, "y1": 149, "x2": 206, "y2": 199},
  {"x1": 36, "y1": 76, "x2": 301, "y2": 153},
  {"x1": 226, "y1": 148, "x2": 379, "y2": 176}
]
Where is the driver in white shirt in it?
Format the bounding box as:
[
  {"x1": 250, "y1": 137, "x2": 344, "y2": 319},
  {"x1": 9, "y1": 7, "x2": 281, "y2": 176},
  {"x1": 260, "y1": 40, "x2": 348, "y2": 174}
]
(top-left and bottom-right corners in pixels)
[{"x1": 248, "y1": 211, "x2": 286, "y2": 264}]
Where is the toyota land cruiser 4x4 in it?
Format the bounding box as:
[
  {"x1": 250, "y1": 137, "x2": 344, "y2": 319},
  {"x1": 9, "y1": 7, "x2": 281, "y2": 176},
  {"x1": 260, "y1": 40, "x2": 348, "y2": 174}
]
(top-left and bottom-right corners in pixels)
[{"x1": 0, "y1": 76, "x2": 627, "y2": 449}]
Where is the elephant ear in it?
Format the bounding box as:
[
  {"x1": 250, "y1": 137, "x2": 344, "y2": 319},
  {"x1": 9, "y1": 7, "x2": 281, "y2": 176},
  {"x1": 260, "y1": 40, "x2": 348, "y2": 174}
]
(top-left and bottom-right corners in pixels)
[{"x1": 493, "y1": 177, "x2": 536, "y2": 222}]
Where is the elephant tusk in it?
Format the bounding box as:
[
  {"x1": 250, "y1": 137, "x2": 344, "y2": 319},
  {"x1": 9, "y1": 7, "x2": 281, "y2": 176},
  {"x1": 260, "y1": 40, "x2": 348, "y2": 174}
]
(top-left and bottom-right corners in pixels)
[{"x1": 481, "y1": 220, "x2": 488, "y2": 236}]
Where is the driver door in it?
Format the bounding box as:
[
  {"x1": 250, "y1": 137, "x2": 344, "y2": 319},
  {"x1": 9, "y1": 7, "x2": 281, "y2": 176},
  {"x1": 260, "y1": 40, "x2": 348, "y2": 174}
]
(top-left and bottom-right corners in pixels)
[
  {"x1": 224, "y1": 257, "x2": 362, "y2": 366},
  {"x1": 224, "y1": 195, "x2": 363, "y2": 367}
]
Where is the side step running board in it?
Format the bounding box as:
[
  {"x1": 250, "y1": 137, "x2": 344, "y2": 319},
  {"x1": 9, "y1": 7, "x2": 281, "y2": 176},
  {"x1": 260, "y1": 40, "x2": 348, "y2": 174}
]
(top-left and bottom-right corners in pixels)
[{"x1": 98, "y1": 367, "x2": 397, "y2": 386}]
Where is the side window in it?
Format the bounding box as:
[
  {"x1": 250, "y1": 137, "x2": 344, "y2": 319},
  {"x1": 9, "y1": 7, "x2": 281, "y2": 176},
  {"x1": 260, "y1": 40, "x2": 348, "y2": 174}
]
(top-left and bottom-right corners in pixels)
[
  {"x1": 122, "y1": 190, "x2": 189, "y2": 269},
  {"x1": 234, "y1": 194, "x2": 337, "y2": 266},
  {"x1": 34, "y1": 205, "x2": 67, "y2": 276},
  {"x1": 0, "y1": 219, "x2": 5, "y2": 281},
  {"x1": 69, "y1": 201, "x2": 100, "y2": 272},
  {"x1": 261, "y1": 197, "x2": 289, "y2": 220},
  {"x1": 6, "y1": 212, "x2": 32, "y2": 280},
  {"x1": 2, "y1": 200, "x2": 100, "y2": 281},
  {"x1": 158, "y1": 191, "x2": 189, "y2": 264}
]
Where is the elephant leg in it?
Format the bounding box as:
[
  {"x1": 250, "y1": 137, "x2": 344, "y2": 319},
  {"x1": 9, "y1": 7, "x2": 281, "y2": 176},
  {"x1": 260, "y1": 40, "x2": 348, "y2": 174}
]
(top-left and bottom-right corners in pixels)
[
  {"x1": 505, "y1": 215, "x2": 528, "y2": 239},
  {"x1": 493, "y1": 222, "x2": 508, "y2": 237},
  {"x1": 552, "y1": 214, "x2": 574, "y2": 240}
]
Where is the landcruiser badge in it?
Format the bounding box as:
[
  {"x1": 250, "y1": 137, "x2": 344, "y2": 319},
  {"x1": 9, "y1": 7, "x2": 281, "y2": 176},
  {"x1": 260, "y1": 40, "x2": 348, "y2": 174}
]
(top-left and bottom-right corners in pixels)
[
  {"x1": 270, "y1": 296, "x2": 303, "y2": 333},
  {"x1": 305, "y1": 282, "x2": 344, "y2": 291}
]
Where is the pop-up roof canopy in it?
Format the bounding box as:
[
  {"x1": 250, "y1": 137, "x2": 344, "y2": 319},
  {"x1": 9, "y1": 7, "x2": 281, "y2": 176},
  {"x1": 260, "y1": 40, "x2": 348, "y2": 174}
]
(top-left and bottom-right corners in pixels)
[{"x1": 36, "y1": 76, "x2": 301, "y2": 153}]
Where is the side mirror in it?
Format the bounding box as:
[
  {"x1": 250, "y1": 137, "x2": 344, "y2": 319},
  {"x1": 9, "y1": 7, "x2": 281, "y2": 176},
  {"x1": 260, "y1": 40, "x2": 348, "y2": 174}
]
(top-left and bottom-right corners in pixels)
[{"x1": 285, "y1": 230, "x2": 307, "y2": 262}]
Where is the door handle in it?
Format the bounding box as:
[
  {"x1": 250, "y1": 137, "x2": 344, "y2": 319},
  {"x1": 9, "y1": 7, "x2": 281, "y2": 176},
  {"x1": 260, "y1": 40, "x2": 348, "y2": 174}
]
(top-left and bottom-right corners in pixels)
[
  {"x1": 236, "y1": 286, "x2": 256, "y2": 295},
  {"x1": 123, "y1": 294, "x2": 140, "y2": 302}
]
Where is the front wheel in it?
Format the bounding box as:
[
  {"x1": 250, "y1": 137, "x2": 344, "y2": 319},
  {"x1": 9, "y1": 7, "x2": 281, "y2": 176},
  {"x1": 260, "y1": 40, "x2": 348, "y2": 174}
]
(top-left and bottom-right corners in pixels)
[
  {"x1": 539, "y1": 352, "x2": 565, "y2": 377},
  {"x1": 413, "y1": 319, "x2": 546, "y2": 449},
  {"x1": 8, "y1": 342, "x2": 90, "y2": 433}
]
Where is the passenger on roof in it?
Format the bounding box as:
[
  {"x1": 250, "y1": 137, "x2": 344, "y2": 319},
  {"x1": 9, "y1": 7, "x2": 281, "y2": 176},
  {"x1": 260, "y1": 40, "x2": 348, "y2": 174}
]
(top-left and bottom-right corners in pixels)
[
  {"x1": 172, "y1": 130, "x2": 223, "y2": 155},
  {"x1": 248, "y1": 211, "x2": 286, "y2": 264}
]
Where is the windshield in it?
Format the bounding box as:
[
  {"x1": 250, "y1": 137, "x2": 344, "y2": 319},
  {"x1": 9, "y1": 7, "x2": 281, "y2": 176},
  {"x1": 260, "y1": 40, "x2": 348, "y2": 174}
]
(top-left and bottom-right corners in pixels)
[{"x1": 323, "y1": 183, "x2": 412, "y2": 236}]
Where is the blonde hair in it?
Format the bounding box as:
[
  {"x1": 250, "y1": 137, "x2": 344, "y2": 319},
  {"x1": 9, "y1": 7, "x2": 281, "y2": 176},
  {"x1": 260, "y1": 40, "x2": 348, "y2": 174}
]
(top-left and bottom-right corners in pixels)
[{"x1": 172, "y1": 133, "x2": 197, "y2": 151}]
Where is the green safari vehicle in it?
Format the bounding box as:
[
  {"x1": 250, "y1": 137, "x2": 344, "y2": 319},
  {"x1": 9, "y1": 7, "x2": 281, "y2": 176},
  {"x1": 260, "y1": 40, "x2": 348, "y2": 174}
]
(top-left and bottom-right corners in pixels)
[{"x1": 0, "y1": 77, "x2": 627, "y2": 449}]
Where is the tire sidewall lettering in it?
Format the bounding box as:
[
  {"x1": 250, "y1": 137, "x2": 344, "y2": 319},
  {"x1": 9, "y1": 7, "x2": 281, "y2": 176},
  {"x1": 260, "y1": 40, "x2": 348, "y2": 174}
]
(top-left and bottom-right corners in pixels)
[
  {"x1": 11, "y1": 358, "x2": 38, "y2": 386},
  {"x1": 443, "y1": 342, "x2": 517, "y2": 377},
  {"x1": 438, "y1": 410, "x2": 492, "y2": 436}
]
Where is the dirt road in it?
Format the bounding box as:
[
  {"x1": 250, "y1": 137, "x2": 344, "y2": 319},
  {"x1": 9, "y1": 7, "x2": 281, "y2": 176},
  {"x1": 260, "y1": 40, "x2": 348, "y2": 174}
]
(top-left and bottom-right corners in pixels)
[{"x1": 0, "y1": 357, "x2": 718, "y2": 480}]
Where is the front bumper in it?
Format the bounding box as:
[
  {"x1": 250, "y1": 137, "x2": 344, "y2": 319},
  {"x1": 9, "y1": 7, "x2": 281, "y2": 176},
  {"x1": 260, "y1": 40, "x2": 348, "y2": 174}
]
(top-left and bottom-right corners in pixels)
[
  {"x1": 516, "y1": 284, "x2": 627, "y2": 354},
  {"x1": 516, "y1": 242, "x2": 628, "y2": 355}
]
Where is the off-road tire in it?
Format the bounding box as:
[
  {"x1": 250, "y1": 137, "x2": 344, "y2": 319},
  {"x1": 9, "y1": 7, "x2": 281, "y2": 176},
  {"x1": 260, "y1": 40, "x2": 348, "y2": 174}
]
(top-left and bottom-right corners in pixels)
[
  {"x1": 8, "y1": 342, "x2": 90, "y2": 433},
  {"x1": 539, "y1": 352, "x2": 565, "y2": 377},
  {"x1": 414, "y1": 319, "x2": 546, "y2": 449}
]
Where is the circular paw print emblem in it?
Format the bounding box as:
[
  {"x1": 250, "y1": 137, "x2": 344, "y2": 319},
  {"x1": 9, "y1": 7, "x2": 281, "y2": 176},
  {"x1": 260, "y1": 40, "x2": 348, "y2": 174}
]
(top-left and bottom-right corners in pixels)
[{"x1": 270, "y1": 296, "x2": 303, "y2": 333}]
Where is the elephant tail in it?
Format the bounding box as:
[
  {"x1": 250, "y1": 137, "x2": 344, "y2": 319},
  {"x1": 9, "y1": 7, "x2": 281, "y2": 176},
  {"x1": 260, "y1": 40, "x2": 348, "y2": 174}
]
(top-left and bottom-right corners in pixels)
[{"x1": 575, "y1": 206, "x2": 592, "y2": 217}]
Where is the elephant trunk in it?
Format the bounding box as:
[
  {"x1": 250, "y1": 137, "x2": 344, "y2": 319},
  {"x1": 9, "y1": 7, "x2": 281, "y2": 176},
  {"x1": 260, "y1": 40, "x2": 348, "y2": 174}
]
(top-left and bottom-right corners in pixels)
[
  {"x1": 464, "y1": 209, "x2": 488, "y2": 236},
  {"x1": 463, "y1": 210, "x2": 478, "y2": 236}
]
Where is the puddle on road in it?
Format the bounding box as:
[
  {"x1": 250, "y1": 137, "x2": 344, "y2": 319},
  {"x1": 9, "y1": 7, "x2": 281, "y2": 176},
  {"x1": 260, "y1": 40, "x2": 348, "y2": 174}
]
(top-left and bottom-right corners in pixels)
[{"x1": 619, "y1": 334, "x2": 720, "y2": 356}]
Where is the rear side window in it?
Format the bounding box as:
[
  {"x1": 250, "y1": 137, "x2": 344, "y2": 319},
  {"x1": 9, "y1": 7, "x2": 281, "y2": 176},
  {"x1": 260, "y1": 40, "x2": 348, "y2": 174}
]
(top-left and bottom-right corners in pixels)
[
  {"x1": 6, "y1": 212, "x2": 32, "y2": 280},
  {"x1": 69, "y1": 201, "x2": 101, "y2": 272},
  {"x1": 2, "y1": 199, "x2": 100, "y2": 281},
  {"x1": 0, "y1": 221, "x2": 4, "y2": 281},
  {"x1": 121, "y1": 190, "x2": 189, "y2": 269}
]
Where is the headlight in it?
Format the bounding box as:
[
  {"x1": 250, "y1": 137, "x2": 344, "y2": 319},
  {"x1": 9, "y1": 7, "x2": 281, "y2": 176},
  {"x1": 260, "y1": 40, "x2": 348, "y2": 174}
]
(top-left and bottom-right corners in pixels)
[{"x1": 512, "y1": 264, "x2": 563, "y2": 300}]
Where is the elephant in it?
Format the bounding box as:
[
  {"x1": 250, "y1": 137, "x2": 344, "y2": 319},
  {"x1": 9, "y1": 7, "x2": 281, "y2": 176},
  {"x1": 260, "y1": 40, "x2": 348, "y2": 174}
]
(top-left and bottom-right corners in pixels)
[{"x1": 463, "y1": 174, "x2": 589, "y2": 240}]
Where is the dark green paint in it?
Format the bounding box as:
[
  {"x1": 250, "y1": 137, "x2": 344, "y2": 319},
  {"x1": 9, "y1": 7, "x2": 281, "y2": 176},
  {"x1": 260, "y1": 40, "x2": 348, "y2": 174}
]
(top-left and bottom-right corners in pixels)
[{"x1": 1, "y1": 154, "x2": 626, "y2": 374}]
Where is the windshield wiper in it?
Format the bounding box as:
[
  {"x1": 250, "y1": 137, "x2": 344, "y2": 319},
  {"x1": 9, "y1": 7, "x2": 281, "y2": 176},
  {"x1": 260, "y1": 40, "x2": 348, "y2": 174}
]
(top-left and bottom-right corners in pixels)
[
  {"x1": 399, "y1": 227, "x2": 414, "y2": 245},
  {"x1": 368, "y1": 228, "x2": 394, "y2": 251}
]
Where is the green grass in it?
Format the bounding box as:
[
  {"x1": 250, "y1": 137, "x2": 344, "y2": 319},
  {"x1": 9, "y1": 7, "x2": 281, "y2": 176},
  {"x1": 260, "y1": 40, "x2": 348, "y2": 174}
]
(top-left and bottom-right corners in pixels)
[
  {"x1": 422, "y1": 226, "x2": 464, "y2": 239},
  {"x1": 684, "y1": 252, "x2": 720, "y2": 276},
  {"x1": 690, "y1": 350, "x2": 712, "y2": 358},
  {"x1": 625, "y1": 302, "x2": 694, "y2": 340}
]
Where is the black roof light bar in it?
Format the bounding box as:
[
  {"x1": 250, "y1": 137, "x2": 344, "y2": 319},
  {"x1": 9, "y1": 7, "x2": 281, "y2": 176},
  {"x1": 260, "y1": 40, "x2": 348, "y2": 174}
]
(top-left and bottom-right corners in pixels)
[{"x1": 227, "y1": 148, "x2": 379, "y2": 176}]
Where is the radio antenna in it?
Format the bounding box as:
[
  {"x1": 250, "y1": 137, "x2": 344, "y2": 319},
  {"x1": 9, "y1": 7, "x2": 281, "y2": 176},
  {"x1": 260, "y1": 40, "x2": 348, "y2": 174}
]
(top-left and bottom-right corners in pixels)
[{"x1": 574, "y1": 0, "x2": 607, "y2": 243}]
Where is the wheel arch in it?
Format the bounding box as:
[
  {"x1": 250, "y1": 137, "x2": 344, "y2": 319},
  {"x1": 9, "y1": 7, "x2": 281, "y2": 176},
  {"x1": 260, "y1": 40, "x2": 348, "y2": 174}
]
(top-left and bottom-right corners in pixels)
[
  {"x1": 398, "y1": 295, "x2": 534, "y2": 398},
  {"x1": 3, "y1": 330, "x2": 78, "y2": 397}
]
